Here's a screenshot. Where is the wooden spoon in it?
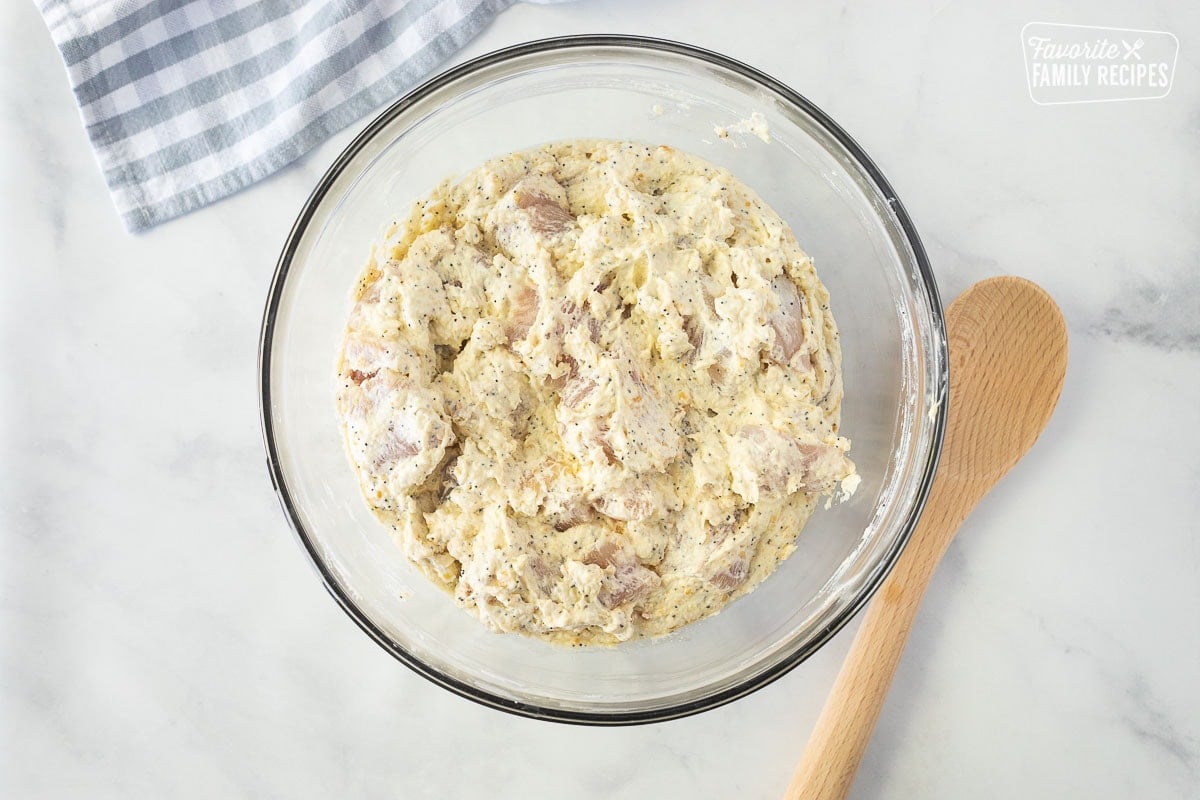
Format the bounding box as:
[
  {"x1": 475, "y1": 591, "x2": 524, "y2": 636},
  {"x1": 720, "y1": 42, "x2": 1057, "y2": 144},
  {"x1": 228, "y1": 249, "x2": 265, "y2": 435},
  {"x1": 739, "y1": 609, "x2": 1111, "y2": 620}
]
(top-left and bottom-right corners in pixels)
[{"x1": 784, "y1": 276, "x2": 1068, "y2": 799}]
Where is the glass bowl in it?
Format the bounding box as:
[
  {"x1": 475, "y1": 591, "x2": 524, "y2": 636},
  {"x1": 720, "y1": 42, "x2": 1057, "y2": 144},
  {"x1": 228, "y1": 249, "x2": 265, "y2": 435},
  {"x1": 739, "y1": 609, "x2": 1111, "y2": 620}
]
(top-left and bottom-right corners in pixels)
[{"x1": 259, "y1": 36, "x2": 947, "y2": 725}]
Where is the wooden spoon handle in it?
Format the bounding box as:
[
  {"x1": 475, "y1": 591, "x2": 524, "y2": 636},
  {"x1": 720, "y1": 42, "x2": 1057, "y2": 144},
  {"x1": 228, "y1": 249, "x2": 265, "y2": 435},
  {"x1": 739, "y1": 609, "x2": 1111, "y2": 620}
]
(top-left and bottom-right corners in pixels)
[{"x1": 783, "y1": 481, "x2": 974, "y2": 800}]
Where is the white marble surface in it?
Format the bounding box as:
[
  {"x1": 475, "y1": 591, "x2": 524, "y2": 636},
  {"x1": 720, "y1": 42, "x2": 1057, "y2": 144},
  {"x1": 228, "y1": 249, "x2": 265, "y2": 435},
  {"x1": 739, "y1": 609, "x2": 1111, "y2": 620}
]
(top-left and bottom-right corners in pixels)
[{"x1": 3, "y1": 0, "x2": 1198, "y2": 797}]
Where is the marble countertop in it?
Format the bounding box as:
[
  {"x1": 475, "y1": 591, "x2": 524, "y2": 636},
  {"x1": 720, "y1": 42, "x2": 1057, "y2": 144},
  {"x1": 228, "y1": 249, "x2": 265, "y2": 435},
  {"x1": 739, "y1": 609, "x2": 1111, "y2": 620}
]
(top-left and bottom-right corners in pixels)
[{"x1": 3, "y1": 0, "x2": 1198, "y2": 797}]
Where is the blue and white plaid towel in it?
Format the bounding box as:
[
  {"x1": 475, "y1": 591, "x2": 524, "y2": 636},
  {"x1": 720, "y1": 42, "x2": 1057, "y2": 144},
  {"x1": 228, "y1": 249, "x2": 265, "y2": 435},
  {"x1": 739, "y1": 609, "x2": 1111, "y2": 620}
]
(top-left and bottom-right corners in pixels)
[{"x1": 38, "y1": 0, "x2": 560, "y2": 232}]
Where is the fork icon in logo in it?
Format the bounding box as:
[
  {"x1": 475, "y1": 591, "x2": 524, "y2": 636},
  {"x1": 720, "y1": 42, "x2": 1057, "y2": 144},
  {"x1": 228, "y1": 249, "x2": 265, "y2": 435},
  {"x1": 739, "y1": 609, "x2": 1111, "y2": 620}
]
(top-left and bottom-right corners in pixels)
[{"x1": 1122, "y1": 38, "x2": 1145, "y2": 60}]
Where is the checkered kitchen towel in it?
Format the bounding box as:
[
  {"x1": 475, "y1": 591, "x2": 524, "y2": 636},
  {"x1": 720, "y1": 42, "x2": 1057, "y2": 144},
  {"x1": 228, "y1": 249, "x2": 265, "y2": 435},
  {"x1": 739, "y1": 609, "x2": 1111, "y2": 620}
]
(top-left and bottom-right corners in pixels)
[{"x1": 38, "y1": 0, "x2": 563, "y2": 232}]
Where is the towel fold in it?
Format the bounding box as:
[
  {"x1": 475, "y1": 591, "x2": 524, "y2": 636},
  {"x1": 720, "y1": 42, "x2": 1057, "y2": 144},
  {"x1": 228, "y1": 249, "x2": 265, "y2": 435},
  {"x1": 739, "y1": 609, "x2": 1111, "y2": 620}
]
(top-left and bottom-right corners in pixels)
[{"x1": 37, "y1": 0, "x2": 537, "y2": 231}]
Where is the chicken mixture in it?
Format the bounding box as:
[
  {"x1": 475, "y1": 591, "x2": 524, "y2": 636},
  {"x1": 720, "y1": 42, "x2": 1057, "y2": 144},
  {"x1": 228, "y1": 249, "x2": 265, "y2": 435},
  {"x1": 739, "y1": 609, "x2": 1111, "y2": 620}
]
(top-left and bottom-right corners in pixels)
[{"x1": 336, "y1": 140, "x2": 858, "y2": 645}]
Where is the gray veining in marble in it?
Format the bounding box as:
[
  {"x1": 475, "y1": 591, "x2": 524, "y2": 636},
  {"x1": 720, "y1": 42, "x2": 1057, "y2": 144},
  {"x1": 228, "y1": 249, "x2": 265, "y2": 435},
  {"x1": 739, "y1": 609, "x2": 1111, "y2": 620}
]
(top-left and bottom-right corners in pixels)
[{"x1": 1093, "y1": 269, "x2": 1200, "y2": 353}]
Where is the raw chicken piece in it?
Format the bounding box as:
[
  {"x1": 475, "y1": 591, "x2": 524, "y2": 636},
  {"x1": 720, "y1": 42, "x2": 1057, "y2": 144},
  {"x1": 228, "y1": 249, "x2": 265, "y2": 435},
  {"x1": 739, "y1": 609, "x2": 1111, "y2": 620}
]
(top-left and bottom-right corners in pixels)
[
  {"x1": 505, "y1": 283, "x2": 540, "y2": 343},
  {"x1": 592, "y1": 480, "x2": 657, "y2": 522},
  {"x1": 341, "y1": 335, "x2": 392, "y2": 385},
  {"x1": 338, "y1": 328, "x2": 455, "y2": 494},
  {"x1": 766, "y1": 275, "x2": 811, "y2": 366},
  {"x1": 728, "y1": 425, "x2": 855, "y2": 502},
  {"x1": 551, "y1": 500, "x2": 593, "y2": 532},
  {"x1": 582, "y1": 540, "x2": 661, "y2": 609},
  {"x1": 353, "y1": 381, "x2": 454, "y2": 490},
  {"x1": 515, "y1": 188, "x2": 574, "y2": 235},
  {"x1": 709, "y1": 557, "x2": 749, "y2": 592},
  {"x1": 556, "y1": 348, "x2": 682, "y2": 475},
  {"x1": 489, "y1": 175, "x2": 576, "y2": 258}
]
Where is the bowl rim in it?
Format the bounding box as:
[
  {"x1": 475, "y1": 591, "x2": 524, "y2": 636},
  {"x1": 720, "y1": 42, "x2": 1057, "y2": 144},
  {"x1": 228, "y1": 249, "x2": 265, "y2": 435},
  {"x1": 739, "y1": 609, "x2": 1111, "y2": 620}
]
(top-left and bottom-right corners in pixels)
[{"x1": 259, "y1": 34, "x2": 948, "y2": 726}]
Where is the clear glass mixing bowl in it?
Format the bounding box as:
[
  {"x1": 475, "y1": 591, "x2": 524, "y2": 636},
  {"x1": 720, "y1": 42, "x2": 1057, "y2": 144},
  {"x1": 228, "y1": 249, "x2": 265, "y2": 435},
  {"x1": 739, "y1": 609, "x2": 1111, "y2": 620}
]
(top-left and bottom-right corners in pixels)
[{"x1": 260, "y1": 36, "x2": 947, "y2": 725}]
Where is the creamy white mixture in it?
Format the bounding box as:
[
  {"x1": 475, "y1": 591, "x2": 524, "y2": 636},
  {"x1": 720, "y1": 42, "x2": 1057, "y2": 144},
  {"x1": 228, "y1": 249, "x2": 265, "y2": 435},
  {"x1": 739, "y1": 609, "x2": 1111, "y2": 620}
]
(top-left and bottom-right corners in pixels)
[
  {"x1": 336, "y1": 140, "x2": 857, "y2": 645},
  {"x1": 714, "y1": 111, "x2": 772, "y2": 145}
]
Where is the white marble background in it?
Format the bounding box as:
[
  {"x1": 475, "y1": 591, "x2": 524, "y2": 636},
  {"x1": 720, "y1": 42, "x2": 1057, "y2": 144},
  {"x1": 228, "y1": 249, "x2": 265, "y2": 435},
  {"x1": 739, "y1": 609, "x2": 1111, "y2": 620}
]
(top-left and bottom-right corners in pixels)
[{"x1": 2, "y1": 0, "x2": 1198, "y2": 797}]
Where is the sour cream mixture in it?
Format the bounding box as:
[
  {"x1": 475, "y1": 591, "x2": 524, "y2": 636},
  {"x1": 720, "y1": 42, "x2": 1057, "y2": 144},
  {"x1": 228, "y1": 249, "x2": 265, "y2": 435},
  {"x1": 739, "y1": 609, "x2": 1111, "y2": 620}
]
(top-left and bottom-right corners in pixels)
[{"x1": 336, "y1": 140, "x2": 858, "y2": 645}]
